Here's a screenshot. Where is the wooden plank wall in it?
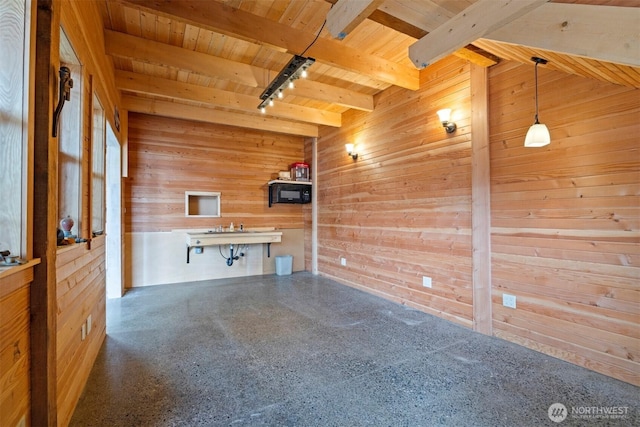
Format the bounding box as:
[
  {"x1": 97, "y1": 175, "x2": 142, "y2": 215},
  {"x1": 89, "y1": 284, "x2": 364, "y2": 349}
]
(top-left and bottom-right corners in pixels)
[
  {"x1": 488, "y1": 61, "x2": 640, "y2": 386},
  {"x1": 55, "y1": 236, "x2": 107, "y2": 427},
  {"x1": 126, "y1": 113, "x2": 306, "y2": 232},
  {"x1": 316, "y1": 56, "x2": 474, "y2": 327},
  {"x1": 0, "y1": 268, "x2": 33, "y2": 427}
]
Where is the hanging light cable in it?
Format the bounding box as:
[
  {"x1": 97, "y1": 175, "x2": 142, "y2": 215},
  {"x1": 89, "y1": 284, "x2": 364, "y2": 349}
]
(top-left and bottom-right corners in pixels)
[
  {"x1": 524, "y1": 56, "x2": 550, "y2": 147},
  {"x1": 257, "y1": 18, "x2": 327, "y2": 111}
]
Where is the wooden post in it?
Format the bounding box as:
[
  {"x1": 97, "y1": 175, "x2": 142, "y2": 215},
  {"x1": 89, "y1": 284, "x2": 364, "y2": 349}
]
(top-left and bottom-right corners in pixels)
[
  {"x1": 311, "y1": 137, "x2": 318, "y2": 275},
  {"x1": 31, "y1": 0, "x2": 60, "y2": 425},
  {"x1": 471, "y1": 63, "x2": 493, "y2": 335}
]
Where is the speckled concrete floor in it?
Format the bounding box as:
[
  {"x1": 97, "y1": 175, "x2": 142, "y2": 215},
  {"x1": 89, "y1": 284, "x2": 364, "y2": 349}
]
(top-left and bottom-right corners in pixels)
[{"x1": 70, "y1": 272, "x2": 638, "y2": 427}]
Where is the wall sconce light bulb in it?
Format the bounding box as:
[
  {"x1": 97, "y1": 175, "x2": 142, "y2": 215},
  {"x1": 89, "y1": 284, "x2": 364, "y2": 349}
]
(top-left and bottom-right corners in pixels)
[
  {"x1": 278, "y1": 89, "x2": 283, "y2": 99},
  {"x1": 345, "y1": 143, "x2": 358, "y2": 160},
  {"x1": 269, "y1": 99, "x2": 274, "y2": 107},
  {"x1": 289, "y1": 80, "x2": 295, "y2": 89},
  {"x1": 301, "y1": 68, "x2": 308, "y2": 78},
  {"x1": 436, "y1": 108, "x2": 456, "y2": 133}
]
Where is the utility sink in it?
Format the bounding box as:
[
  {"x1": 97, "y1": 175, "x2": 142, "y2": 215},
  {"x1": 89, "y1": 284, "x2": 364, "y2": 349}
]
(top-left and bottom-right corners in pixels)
[
  {"x1": 188, "y1": 230, "x2": 282, "y2": 246},
  {"x1": 185, "y1": 229, "x2": 283, "y2": 264}
]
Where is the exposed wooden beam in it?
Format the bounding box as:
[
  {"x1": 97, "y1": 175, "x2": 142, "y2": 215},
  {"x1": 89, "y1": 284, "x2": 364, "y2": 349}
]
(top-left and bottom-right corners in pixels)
[
  {"x1": 409, "y1": 0, "x2": 548, "y2": 69},
  {"x1": 326, "y1": 0, "x2": 385, "y2": 40},
  {"x1": 368, "y1": 8, "x2": 427, "y2": 39},
  {"x1": 105, "y1": 29, "x2": 260, "y2": 87},
  {"x1": 105, "y1": 30, "x2": 374, "y2": 111},
  {"x1": 378, "y1": 0, "x2": 451, "y2": 33},
  {"x1": 486, "y1": 4, "x2": 640, "y2": 67},
  {"x1": 116, "y1": 70, "x2": 341, "y2": 127},
  {"x1": 453, "y1": 45, "x2": 500, "y2": 68},
  {"x1": 122, "y1": 95, "x2": 319, "y2": 137},
  {"x1": 120, "y1": 0, "x2": 419, "y2": 90},
  {"x1": 288, "y1": 79, "x2": 374, "y2": 112},
  {"x1": 325, "y1": 0, "x2": 498, "y2": 67}
]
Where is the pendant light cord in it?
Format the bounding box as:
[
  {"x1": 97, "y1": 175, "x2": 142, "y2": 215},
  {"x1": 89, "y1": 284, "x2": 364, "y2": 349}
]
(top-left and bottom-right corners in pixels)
[
  {"x1": 301, "y1": 18, "x2": 327, "y2": 57},
  {"x1": 534, "y1": 61, "x2": 540, "y2": 124}
]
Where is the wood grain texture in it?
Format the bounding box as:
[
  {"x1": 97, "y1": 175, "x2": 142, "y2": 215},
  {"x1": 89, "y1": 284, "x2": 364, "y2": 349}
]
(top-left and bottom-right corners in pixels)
[
  {"x1": 316, "y1": 56, "x2": 474, "y2": 327},
  {"x1": 314, "y1": 54, "x2": 639, "y2": 385},
  {"x1": 488, "y1": 60, "x2": 640, "y2": 385},
  {"x1": 0, "y1": 275, "x2": 31, "y2": 427},
  {"x1": 55, "y1": 237, "x2": 106, "y2": 427},
  {"x1": 470, "y1": 63, "x2": 492, "y2": 335},
  {"x1": 31, "y1": 0, "x2": 61, "y2": 425},
  {"x1": 126, "y1": 113, "x2": 307, "y2": 233}
]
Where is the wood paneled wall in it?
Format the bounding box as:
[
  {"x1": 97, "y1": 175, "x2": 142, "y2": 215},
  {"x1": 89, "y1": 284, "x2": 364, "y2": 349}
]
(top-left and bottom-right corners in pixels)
[
  {"x1": 126, "y1": 113, "x2": 307, "y2": 232},
  {"x1": 316, "y1": 57, "x2": 474, "y2": 327},
  {"x1": 0, "y1": 268, "x2": 33, "y2": 427},
  {"x1": 488, "y1": 61, "x2": 640, "y2": 385},
  {"x1": 315, "y1": 55, "x2": 639, "y2": 385},
  {"x1": 55, "y1": 236, "x2": 106, "y2": 427}
]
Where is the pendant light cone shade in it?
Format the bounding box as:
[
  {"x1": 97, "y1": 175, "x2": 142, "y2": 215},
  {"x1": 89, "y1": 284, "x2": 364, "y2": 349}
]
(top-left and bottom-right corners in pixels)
[{"x1": 524, "y1": 57, "x2": 550, "y2": 147}]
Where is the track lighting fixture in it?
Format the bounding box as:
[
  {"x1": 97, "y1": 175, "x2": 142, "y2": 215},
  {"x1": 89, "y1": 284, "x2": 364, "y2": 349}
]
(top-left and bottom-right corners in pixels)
[{"x1": 258, "y1": 55, "x2": 315, "y2": 111}]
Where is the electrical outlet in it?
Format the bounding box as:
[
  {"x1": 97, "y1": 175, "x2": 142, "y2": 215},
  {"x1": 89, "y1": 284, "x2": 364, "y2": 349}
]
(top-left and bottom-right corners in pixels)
[
  {"x1": 87, "y1": 314, "x2": 92, "y2": 335},
  {"x1": 340, "y1": 257, "x2": 347, "y2": 266},
  {"x1": 422, "y1": 276, "x2": 432, "y2": 288},
  {"x1": 81, "y1": 323, "x2": 87, "y2": 341},
  {"x1": 502, "y1": 293, "x2": 517, "y2": 309},
  {"x1": 195, "y1": 247, "x2": 203, "y2": 254}
]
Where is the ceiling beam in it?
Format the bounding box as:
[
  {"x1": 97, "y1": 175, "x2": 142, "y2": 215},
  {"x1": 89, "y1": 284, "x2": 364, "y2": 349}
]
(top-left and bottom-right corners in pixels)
[
  {"x1": 120, "y1": 0, "x2": 419, "y2": 90},
  {"x1": 115, "y1": 70, "x2": 342, "y2": 127},
  {"x1": 105, "y1": 30, "x2": 374, "y2": 111},
  {"x1": 105, "y1": 29, "x2": 260, "y2": 87},
  {"x1": 486, "y1": 4, "x2": 640, "y2": 67},
  {"x1": 324, "y1": 0, "x2": 498, "y2": 67},
  {"x1": 409, "y1": 0, "x2": 548, "y2": 69},
  {"x1": 326, "y1": 0, "x2": 385, "y2": 40},
  {"x1": 123, "y1": 96, "x2": 319, "y2": 137}
]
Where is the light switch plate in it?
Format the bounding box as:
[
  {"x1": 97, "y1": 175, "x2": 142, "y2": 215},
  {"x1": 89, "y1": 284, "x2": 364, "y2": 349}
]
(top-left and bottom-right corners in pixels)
[
  {"x1": 340, "y1": 257, "x2": 347, "y2": 266},
  {"x1": 422, "y1": 276, "x2": 432, "y2": 288}
]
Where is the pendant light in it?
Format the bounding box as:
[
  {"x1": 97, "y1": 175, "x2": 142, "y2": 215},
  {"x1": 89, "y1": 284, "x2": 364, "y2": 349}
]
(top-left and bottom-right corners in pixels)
[{"x1": 524, "y1": 56, "x2": 550, "y2": 148}]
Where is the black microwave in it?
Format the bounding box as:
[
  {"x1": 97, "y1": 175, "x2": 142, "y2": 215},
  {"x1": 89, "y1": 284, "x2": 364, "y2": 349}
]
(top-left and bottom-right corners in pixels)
[{"x1": 268, "y1": 181, "x2": 312, "y2": 206}]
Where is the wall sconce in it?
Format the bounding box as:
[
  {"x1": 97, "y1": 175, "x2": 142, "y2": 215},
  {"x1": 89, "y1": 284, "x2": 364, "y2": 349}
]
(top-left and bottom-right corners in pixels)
[
  {"x1": 436, "y1": 109, "x2": 456, "y2": 133},
  {"x1": 345, "y1": 143, "x2": 358, "y2": 160},
  {"x1": 524, "y1": 56, "x2": 550, "y2": 147}
]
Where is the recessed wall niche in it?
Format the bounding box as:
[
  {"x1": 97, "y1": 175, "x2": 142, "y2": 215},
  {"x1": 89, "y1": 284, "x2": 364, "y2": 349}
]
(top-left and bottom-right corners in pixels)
[{"x1": 185, "y1": 191, "x2": 220, "y2": 217}]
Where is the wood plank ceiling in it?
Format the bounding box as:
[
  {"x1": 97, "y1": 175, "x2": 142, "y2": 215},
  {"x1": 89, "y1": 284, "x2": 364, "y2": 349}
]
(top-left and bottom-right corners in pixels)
[{"x1": 98, "y1": 0, "x2": 640, "y2": 137}]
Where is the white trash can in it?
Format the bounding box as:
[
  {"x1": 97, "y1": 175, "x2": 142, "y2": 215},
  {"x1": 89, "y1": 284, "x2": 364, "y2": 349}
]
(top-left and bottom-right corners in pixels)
[{"x1": 275, "y1": 255, "x2": 293, "y2": 276}]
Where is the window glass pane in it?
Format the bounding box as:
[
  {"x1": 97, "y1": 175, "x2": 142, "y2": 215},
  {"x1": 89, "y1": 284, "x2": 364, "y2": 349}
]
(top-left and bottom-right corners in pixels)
[
  {"x1": 58, "y1": 29, "x2": 82, "y2": 239},
  {"x1": 91, "y1": 94, "x2": 105, "y2": 234},
  {"x1": 0, "y1": 0, "x2": 29, "y2": 258}
]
